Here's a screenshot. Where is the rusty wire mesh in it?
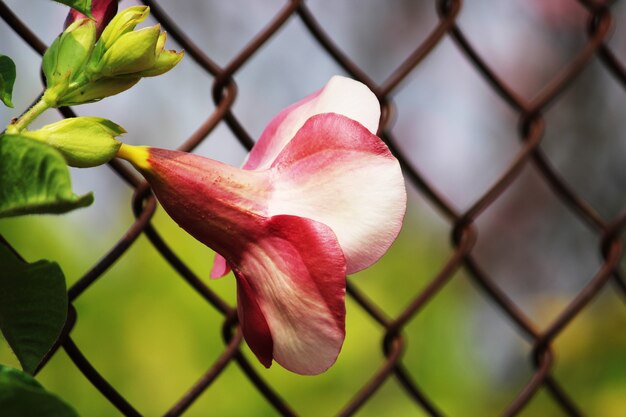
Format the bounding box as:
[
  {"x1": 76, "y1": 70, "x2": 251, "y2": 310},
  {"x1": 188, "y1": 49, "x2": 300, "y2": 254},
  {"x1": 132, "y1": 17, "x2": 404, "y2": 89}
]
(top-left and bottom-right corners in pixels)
[{"x1": 2, "y1": 0, "x2": 626, "y2": 416}]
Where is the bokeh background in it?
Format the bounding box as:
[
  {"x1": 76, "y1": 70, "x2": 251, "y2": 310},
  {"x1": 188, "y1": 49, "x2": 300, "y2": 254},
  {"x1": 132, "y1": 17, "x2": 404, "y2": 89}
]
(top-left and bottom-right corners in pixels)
[{"x1": 2, "y1": 0, "x2": 626, "y2": 416}]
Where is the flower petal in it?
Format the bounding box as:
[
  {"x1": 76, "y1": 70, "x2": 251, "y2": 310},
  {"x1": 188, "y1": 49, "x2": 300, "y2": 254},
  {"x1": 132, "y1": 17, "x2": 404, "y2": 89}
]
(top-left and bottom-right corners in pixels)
[
  {"x1": 64, "y1": 0, "x2": 118, "y2": 38},
  {"x1": 118, "y1": 145, "x2": 349, "y2": 374},
  {"x1": 232, "y1": 214, "x2": 346, "y2": 375},
  {"x1": 268, "y1": 113, "x2": 406, "y2": 274},
  {"x1": 244, "y1": 75, "x2": 380, "y2": 170},
  {"x1": 236, "y1": 273, "x2": 273, "y2": 368},
  {"x1": 210, "y1": 76, "x2": 381, "y2": 276},
  {"x1": 210, "y1": 254, "x2": 231, "y2": 279}
]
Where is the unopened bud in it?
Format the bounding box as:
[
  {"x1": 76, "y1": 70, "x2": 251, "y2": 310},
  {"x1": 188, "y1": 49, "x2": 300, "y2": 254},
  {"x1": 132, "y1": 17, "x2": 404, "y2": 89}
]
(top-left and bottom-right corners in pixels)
[
  {"x1": 99, "y1": 6, "x2": 150, "y2": 50},
  {"x1": 42, "y1": 6, "x2": 183, "y2": 107},
  {"x1": 43, "y1": 19, "x2": 96, "y2": 90},
  {"x1": 57, "y1": 76, "x2": 140, "y2": 106},
  {"x1": 134, "y1": 32, "x2": 184, "y2": 77},
  {"x1": 22, "y1": 117, "x2": 125, "y2": 168},
  {"x1": 100, "y1": 25, "x2": 161, "y2": 76},
  {"x1": 64, "y1": 0, "x2": 118, "y2": 38}
]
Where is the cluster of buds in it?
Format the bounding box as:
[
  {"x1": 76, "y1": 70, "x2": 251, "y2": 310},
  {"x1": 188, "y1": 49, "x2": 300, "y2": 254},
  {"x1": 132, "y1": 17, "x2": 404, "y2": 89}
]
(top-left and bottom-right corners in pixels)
[{"x1": 42, "y1": 5, "x2": 183, "y2": 107}]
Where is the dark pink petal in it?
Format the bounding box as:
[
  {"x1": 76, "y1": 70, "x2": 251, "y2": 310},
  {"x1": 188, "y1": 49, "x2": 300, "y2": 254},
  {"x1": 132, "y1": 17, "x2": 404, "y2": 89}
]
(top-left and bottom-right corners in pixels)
[
  {"x1": 232, "y1": 214, "x2": 346, "y2": 375},
  {"x1": 243, "y1": 76, "x2": 380, "y2": 171},
  {"x1": 64, "y1": 0, "x2": 118, "y2": 37},
  {"x1": 236, "y1": 274, "x2": 273, "y2": 368},
  {"x1": 268, "y1": 113, "x2": 406, "y2": 274},
  {"x1": 209, "y1": 76, "x2": 382, "y2": 279},
  {"x1": 123, "y1": 147, "x2": 348, "y2": 374}
]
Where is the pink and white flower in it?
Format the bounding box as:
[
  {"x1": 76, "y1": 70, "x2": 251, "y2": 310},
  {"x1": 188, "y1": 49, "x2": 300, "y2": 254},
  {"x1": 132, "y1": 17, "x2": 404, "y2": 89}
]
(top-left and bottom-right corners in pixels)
[{"x1": 117, "y1": 76, "x2": 406, "y2": 374}]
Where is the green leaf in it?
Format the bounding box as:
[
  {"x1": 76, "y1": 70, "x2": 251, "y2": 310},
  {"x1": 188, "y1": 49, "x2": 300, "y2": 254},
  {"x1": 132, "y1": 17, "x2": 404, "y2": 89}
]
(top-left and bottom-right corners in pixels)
[
  {"x1": 0, "y1": 54, "x2": 16, "y2": 108},
  {"x1": 0, "y1": 238, "x2": 68, "y2": 375},
  {"x1": 0, "y1": 365, "x2": 79, "y2": 417},
  {"x1": 0, "y1": 135, "x2": 93, "y2": 218},
  {"x1": 51, "y1": 0, "x2": 93, "y2": 18}
]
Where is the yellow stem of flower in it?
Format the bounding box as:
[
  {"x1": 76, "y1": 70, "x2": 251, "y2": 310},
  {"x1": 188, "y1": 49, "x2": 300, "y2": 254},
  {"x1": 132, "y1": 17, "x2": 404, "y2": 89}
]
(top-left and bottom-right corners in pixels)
[{"x1": 116, "y1": 143, "x2": 151, "y2": 171}]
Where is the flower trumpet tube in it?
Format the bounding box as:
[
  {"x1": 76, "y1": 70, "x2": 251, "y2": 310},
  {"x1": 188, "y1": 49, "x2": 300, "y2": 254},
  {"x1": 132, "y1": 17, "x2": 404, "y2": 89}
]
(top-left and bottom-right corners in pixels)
[{"x1": 117, "y1": 76, "x2": 406, "y2": 374}]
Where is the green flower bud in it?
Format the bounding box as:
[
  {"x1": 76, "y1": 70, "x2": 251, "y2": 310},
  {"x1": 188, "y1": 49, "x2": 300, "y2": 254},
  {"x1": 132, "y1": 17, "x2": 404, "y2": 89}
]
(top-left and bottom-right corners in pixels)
[
  {"x1": 41, "y1": 6, "x2": 183, "y2": 107},
  {"x1": 22, "y1": 117, "x2": 125, "y2": 168},
  {"x1": 135, "y1": 49, "x2": 184, "y2": 78},
  {"x1": 99, "y1": 6, "x2": 149, "y2": 50},
  {"x1": 134, "y1": 32, "x2": 184, "y2": 77},
  {"x1": 86, "y1": 5, "x2": 150, "y2": 74},
  {"x1": 156, "y1": 31, "x2": 167, "y2": 54},
  {"x1": 99, "y1": 25, "x2": 161, "y2": 76},
  {"x1": 43, "y1": 19, "x2": 97, "y2": 89},
  {"x1": 57, "y1": 76, "x2": 140, "y2": 106}
]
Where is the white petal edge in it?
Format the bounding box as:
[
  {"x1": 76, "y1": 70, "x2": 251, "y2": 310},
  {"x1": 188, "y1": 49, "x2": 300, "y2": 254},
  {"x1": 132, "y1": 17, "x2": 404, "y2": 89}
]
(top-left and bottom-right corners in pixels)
[
  {"x1": 268, "y1": 114, "x2": 406, "y2": 274},
  {"x1": 244, "y1": 75, "x2": 380, "y2": 170}
]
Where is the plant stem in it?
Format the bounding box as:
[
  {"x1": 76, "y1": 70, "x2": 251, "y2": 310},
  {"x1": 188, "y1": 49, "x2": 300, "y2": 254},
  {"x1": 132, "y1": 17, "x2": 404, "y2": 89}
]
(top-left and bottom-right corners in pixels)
[{"x1": 5, "y1": 97, "x2": 51, "y2": 134}]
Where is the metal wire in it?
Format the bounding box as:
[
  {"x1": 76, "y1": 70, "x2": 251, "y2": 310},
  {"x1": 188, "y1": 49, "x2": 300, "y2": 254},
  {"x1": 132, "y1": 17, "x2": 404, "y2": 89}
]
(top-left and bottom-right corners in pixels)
[{"x1": 1, "y1": 0, "x2": 625, "y2": 415}]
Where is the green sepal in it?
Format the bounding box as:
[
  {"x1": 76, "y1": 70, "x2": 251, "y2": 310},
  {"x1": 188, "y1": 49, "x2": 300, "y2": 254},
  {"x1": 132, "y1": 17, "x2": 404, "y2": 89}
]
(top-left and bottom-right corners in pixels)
[
  {"x1": 42, "y1": 35, "x2": 62, "y2": 87},
  {"x1": 43, "y1": 19, "x2": 96, "y2": 88},
  {"x1": 57, "y1": 76, "x2": 140, "y2": 105}
]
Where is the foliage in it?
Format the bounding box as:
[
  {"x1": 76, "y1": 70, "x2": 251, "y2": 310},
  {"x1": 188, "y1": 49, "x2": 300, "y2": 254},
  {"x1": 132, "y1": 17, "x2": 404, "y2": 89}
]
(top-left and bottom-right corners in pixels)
[
  {"x1": 0, "y1": 55, "x2": 16, "y2": 107},
  {"x1": 0, "y1": 364, "x2": 79, "y2": 417},
  {"x1": 0, "y1": 135, "x2": 93, "y2": 218},
  {"x1": 51, "y1": 0, "x2": 92, "y2": 18},
  {"x1": 0, "y1": 1, "x2": 182, "y2": 415},
  {"x1": 0, "y1": 240, "x2": 67, "y2": 375}
]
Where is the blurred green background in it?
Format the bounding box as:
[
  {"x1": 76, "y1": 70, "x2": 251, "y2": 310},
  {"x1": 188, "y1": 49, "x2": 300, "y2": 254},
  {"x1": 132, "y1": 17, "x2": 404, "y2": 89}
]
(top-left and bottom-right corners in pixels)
[
  {"x1": 2, "y1": 0, "x2": 626, "y2": 416},
  {"x1": 2, "y1": 197, "x2": 626, "y2": 416}
]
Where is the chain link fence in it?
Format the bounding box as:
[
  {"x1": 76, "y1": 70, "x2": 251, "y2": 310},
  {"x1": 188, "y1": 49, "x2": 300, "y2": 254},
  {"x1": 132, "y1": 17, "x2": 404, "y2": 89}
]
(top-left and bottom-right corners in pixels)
[{"x1": 2, "y1": 0, "x2": 626, "y2": 415}]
